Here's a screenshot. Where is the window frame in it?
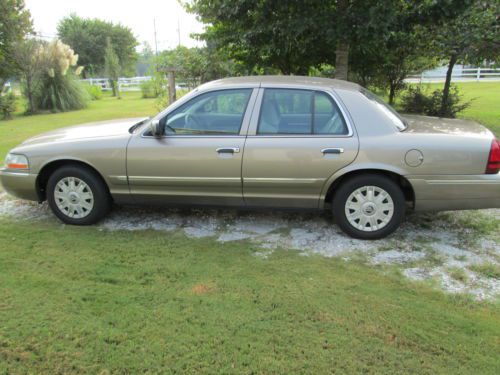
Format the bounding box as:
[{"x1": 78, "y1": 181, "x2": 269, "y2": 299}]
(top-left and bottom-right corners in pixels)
[
  {"x1": 141, "y1": 87, "x2": 258, "y2": 138},
  {"x1": 253, "y1": 87, "x2": 353, "y2": 137}
]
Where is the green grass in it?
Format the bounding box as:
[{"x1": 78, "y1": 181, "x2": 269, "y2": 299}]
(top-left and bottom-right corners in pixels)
[
  {"x1": 0, "y1": 92, "x2": 156, "y2": 162},
  {"x1": 0, "y1": 219, "x2": 499, "y2": 374},
  {"x1": 447, "y1": 267, "x2": 469, "y2": 283},
  {"x1": 469, "y1": 263, "x2": 500, "y2": 279},
  {"x1": 428, "y1": 82, "x2": 500, "y2": 136},
  {"x1": 405, "y1": 81, "x2": 500, "y2": 137}
]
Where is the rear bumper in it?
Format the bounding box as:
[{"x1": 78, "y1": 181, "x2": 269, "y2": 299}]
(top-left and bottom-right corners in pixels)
[
  {"x1": 408, "y1": 174, "x2": 500, "y2": 211},
  {"x1": 0, "y1": 169, "x2": 39, "y2": 201}
]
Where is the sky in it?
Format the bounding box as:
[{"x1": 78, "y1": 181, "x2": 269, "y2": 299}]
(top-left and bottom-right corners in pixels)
[{"x1": 24, "y1": 0, "x2": 206, "y2": 51}]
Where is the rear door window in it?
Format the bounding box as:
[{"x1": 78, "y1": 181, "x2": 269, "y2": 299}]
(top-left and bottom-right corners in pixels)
[{"x1": 257, "y1": 89, "x2": 348, "y2": 135}]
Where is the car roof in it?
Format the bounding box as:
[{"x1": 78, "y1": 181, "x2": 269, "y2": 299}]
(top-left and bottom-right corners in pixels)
[{"x1": 198, "y1": 75, "x2": 362, "y2": 92}]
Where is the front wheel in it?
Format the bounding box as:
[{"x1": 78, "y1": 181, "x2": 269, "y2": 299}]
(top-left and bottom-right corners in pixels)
[
  {"x1": 46, "y1": 165, "x2": 111, "y2": 225},
  {"x1": 332, "y1": 174, "x2": 405, "y2": 239}
]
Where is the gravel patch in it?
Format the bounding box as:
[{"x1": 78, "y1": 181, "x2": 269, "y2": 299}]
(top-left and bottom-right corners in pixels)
[
  {"x1": 371, "y1": 250, "x2": 426, "y2": 265},
  {"x1": 0, "y1": 192, "x2": 498, "y2": 300}
]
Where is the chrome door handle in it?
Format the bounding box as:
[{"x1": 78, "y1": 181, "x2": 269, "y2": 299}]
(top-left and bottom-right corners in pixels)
[
  {"x1": 216, "y1": 147, "x2": 240, "y2": 154},
  {"x1": 321, "y1": 148, "x2": 344, "y2": 154}
]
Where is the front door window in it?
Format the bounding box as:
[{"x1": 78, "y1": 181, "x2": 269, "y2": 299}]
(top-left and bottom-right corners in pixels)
[{"x1": 162, "y1": 89, "x2": 252, "y2": 135}]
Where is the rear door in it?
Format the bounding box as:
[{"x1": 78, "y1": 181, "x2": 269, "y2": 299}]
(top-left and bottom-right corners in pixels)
[{"x1": 242, "y1": 87, "x2": 359, "y2": 208}]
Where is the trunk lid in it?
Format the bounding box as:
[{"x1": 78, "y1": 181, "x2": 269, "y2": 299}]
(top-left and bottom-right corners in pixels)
[{"x1": 403, "y1": 114, "x2": 492, "y2": 138}]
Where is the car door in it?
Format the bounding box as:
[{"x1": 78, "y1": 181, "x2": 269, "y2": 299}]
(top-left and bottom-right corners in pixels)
[
  {"x1": 127, "y1": 88, "x2": 257, "y2": 206},
  {"x1": 242, "y1": 87, "x2": 359, "y2": 208}
]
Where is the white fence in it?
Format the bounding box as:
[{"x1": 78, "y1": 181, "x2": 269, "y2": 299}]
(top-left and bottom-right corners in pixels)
[
  {"x1": 83, "y1": 68, "x2": 500, "y2": 88},
  {"x1": 81, "y1": 76, "x2": 151, "y2": 92},
  {"x1": 81, "y1": 76, "x2": 190, "y2": 91},
  {"x1": 406, "y1": 67, "x2": 500, "y2": 83}
]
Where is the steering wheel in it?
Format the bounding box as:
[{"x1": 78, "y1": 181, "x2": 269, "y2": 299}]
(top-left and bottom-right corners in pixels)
[{"x1": 185, "y1": 113, "x2": 202, "y2": 129}]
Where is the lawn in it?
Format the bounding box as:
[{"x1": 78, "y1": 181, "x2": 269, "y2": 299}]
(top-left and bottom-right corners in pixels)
[
  {"x1": 0, "y1": 84, "x2": 499, "y2": 373},
  {"x1": 408, "y1": 81, "x2": 500, "y2": 137},
  {"x1": 0, "y1": 219, "x2": 499, "y2": 374}
]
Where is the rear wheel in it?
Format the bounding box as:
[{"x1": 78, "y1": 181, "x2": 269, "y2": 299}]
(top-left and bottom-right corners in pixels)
[
  {"x1": 332, "y1": 174, "x2": 405, "y2": 239},
  {"x1": 47, "y1": 165, "x2": 111, "y2": 225}
]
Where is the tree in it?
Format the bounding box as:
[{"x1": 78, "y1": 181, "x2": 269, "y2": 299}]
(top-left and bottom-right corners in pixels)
[
  {"x1": 156, "y1": 45, "x2": 243, "y2": 88},
  {"x1": 0, "y1": 0, "x2": 32, "y2": 88},
  {"x1": 186, "y1": 0, "x2": 332, "y2": 75},
  {"x1": 57, "y1": 14, "x2": 138, "y2": 77},
  {"x1": 104, "y1": 38, "x2": 121, "y2": 98},
  {"x1": 187, "y1": 0, "x2": 471, "y2": 81},
  {"x1": 136, "y1": 42, "x2": 155, "y2": 76},
  {"x1": 12, "y1": 38, "x2": 45, "y2": 113},
  {"x1": 433, "y1": 0, "x2": 499, "y2": 115},
  {"x1": 350, "y1": 25, "x2": 437, "y2": 104}
]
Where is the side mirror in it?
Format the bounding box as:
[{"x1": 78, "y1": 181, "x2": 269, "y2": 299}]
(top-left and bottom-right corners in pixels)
[{"x1": 149, "y1": 119, "x2": 163, "y2": 138}]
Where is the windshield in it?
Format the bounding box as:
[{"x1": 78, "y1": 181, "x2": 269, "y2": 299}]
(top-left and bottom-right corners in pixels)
[{"x1": 361, "y1": 89, "x2": 407, "y2": 131}]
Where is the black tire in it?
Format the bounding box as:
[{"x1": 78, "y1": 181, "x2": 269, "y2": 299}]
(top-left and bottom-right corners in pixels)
[
  {"x1": 46, "y1": 165, "x2": 111, "y2": 225},
  {"x1": 332, "y1": 174, "x2": 405, "y2": 240}
]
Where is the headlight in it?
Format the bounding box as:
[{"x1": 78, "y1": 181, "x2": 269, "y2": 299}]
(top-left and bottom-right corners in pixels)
[{"x1": 4, "y1": 153, "x2": 29, "y2": 170}]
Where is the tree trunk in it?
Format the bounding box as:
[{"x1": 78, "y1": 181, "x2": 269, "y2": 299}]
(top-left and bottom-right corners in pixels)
[
  {"x1": 334, "y1": 0, "x2": 349, "y2": 80},
  {"x1": 388, "y1": 83, "x2": 396, "y2": 105},
  {"x1": 26, "y1": 78, "x2": 35, "y2": 114},
  {"x1": 334, "y1": 40, "x2": 349, "y2": 80},
  {"x1": 440, "y1": 54, "x2": 457, "y2": 116}
]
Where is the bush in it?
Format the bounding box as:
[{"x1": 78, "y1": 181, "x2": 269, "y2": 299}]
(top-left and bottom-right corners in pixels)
[
  {"x1": 0, "y1": 93, "x2": 17, "y2": 120},
  {"x1": 85, "y1": 84, "x2": 103, "y2": 100},
  {"x1": 33, "y1": 40, "x2": 89, "y2": 112},
  {"x1": 140, "y1": 79, "x2": 161, "y2": 98},
  {"x1": 401, "y1": 85, "x2": 470, "y2": 118},
  {"x1": 35, "y1": 73, "x2": 89, "y2": 112}
]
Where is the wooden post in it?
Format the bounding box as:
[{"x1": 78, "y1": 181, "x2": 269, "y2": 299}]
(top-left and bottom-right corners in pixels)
[
  {"x1": 158, "y1": 66, "x2": 178, "y2": 104},
  {"x1": 168, "y1": 69, "x2": 176, "y2": 104}
]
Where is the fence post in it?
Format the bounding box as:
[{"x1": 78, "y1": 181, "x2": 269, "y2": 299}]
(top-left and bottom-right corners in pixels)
[{"x1": 476, "y1": 67, "x2": 481, "y2": 81}]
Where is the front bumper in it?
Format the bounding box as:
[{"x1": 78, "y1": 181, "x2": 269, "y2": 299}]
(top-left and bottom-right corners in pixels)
[
  {"x1": 0, "y1": 169, "x2": 39, "y2": 201},
  {"x1": 408, "y1": 174, "x2": 500, "y2": 211}
]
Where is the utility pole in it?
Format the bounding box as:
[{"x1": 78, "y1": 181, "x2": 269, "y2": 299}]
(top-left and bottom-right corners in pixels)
[
  {"x1": 177, "y1": 18, "x2": 181, "y2": 47},
  {"x1": 153, "y1": 18, "x2": 158, "y2": 55}
]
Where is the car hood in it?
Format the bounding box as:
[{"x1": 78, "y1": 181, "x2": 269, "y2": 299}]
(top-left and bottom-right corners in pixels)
[
  {"x1": 402, "y1": 114, "x2": 492, "y2": 138},
  {"x1": 20, "y1": 117, "x2": 149, "y2": 147}
]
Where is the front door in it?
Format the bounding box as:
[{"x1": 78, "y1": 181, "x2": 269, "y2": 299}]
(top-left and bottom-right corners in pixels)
[
  {"x1": 242, "y1": 88, "x2": 359, "y2": 208},
  {"x1": 127, "y1": 88, "x2": 256, "y2": 206}
]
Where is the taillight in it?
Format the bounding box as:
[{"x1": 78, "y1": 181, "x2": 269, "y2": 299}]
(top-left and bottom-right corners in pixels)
[{"x1": 486, "y1": 138, "x2": 500, "y2": 174}]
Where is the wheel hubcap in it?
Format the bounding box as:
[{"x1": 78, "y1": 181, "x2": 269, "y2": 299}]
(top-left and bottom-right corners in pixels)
[
  {"x1": 54, "y1": 177, "x2": 94, "y2": 219},
  {"x1": 345, "y1": 186, "x2": 394, "y2": 232}
]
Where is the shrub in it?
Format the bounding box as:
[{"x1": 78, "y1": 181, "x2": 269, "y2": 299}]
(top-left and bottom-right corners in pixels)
[
  {"x1": 401, "y1": 85, "x2": 470, "y2": 118},
  {"x1": 33, "y1": 40, "x2": 89, "y2": 112},
  {"x1": 140, "y1": 79, "x2": 161, "y2": 98},
  {"x1": 0, "y1": 93, "x2": 17, "y2": 120},
  {"x1": 85, "y1": 84, "x2": 103, "y2": 100}
]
